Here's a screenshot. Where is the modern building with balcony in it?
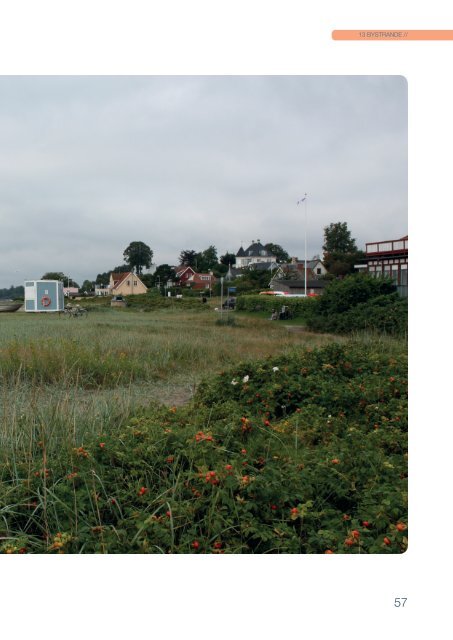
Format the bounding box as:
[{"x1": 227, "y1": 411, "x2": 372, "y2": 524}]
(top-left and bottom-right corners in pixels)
[{"x1": 356, "y1": 235, "x2": 408, "y2": 297}]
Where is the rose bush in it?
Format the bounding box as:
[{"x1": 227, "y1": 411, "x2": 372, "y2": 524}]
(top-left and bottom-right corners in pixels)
[{"x1": 0, "y1": 342, "x2": 407, "y2": 554}]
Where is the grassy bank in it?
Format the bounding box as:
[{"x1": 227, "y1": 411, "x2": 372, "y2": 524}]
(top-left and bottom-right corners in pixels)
[
  {"x1": 0, "y1": 308, "x2": 331, "y2": 387},
  {"x1": 0, "y1": 309, "x2": 336, "y2": 454}
]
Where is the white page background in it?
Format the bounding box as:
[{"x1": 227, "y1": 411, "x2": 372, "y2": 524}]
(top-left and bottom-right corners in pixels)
[{"x1": 0, "y1": 1, "x2": 450, "y2": 638}]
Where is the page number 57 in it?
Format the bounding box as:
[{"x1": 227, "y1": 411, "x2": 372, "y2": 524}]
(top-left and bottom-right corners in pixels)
[{"x1": 394, "y1": 598, "x2": 407, "y2": 607}]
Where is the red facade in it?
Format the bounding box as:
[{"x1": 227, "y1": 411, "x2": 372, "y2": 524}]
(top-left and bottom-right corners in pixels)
[{"x1": 175, "y1": 266, "x2": 217, "y2": 291}]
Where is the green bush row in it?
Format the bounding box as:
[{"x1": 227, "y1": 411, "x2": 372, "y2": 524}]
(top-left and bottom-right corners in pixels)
[
  {"x1": 124, "y1": 293, "x2": 209, "y2": 311},
  {"x1": 235, "y1": 294, "x2": 315, "y2": 317}
]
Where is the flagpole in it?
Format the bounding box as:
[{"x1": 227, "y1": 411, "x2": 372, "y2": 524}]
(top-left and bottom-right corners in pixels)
[
  {"x1": 297, "y1": 193, "x2": 308, "y2": 296},
  {"x1": 304, "y1": 194, "x2": 308, "y2": 297}
]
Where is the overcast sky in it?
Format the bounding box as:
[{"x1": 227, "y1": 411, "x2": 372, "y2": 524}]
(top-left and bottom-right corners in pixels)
[{"x1": 0, "y1": 75, "x2": 407, "y2": 288}]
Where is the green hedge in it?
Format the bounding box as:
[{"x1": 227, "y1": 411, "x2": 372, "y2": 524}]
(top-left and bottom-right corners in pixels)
[
  {"x1": 236, "y1": 294, "x2": 316, "y2": 317},
  {"x1": 124, "y1": 294, "x2": 209, "y2": 311}
]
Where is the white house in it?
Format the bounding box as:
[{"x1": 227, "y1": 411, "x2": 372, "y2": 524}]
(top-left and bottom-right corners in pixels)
[{"x1": 235, "y1": 241, "x2": 277, "y2": 268}]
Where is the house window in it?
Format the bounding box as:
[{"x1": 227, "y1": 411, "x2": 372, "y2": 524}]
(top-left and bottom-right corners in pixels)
[
  {"x1": 316, "y1": 268, "x2": 321, "y2": 275},
  {"x1": 127, "y1": 281, "x2": 130, "y2": 286},
  {"x1": 134, "y1": 280, "x2": 138, "y2": 286}
]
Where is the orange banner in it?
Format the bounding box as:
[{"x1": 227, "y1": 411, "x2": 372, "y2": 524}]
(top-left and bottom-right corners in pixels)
[{"x1": 332, "y1": 30, "x2": 453, "y2": 40}]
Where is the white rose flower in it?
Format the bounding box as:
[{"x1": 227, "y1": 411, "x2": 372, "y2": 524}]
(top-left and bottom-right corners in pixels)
[
  {"x1": 231, "y1": 379, "x2": 238, "y2": 385},
  {"x1": 242, "y1": 375, "x2": 249, "y2": 383},
  {"x1": 272, "y1": 367, "x2": 279, "y2": 372}
]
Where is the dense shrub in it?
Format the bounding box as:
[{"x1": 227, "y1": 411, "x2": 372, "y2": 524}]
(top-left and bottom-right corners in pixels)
[
  {"x1": 315, "y1": 274, "x2": 397, "y2": 315},
  {"x1": 1, "y1": 342, "x2": 407, "y2": 554},
  {"x1": 307, "y1": 294, "x2": 407, "y2": 335},
  {"x1": 305, "y1": 275, "x2": 407, "y2": 335}
]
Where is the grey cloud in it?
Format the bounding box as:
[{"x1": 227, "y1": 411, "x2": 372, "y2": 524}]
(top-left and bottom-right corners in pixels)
[{"x1": 0, "y1": 76, "x2": 407, "y2": 287}]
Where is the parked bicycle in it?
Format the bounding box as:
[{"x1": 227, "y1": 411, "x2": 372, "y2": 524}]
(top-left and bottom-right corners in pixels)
[{"x1": 64, "y1": 304, "x2": 88, "y2": 318}]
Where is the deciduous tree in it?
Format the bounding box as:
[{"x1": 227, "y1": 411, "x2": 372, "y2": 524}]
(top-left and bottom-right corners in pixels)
[
  {"x1": 220, "y1": 252, "x2": 236, "y2": 266},
  {"x1": 95, "y1": 271, "x2": 110, "y2": 286},
  {"x1": 323, "y1": 222, "x2": 357, "y2": 254},
  {"x1": 322, "y1": 222, "x2": 364, "y2": 277},
  {"x1": 123, "y1": 241, "x2": 153, "y2": 275},
  {"x1": 41, "y1": 272, "x2": 80, "y2": 287},
  {"x1": 264, "y1": 243, "x2": 290, "y2": 263},
  {"x1": 41, "y1": 272, "x2": 66, "y2": 282},
  {"x1": 179, "y1": 249, "x2": 198, "y2": 267},
  {"x1": 81, "y1": 280, "x2": 95, "y2": 293},
  {"x1": 150, "y1": 264, "x2": 176, "y2": 287},
  {"x1": 196, "y1": 245, "x2": 218, "y2": 272}
]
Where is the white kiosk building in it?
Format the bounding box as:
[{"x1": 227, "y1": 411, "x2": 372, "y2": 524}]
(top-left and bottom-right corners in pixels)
[{"x1": 24, "y1": 280, "x2": 65, "y2": 312}]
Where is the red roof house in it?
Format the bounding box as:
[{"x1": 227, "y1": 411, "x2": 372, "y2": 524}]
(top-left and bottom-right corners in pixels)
[{"x1": 175, "y1": 266, "x2": 217, "y2": 291}]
